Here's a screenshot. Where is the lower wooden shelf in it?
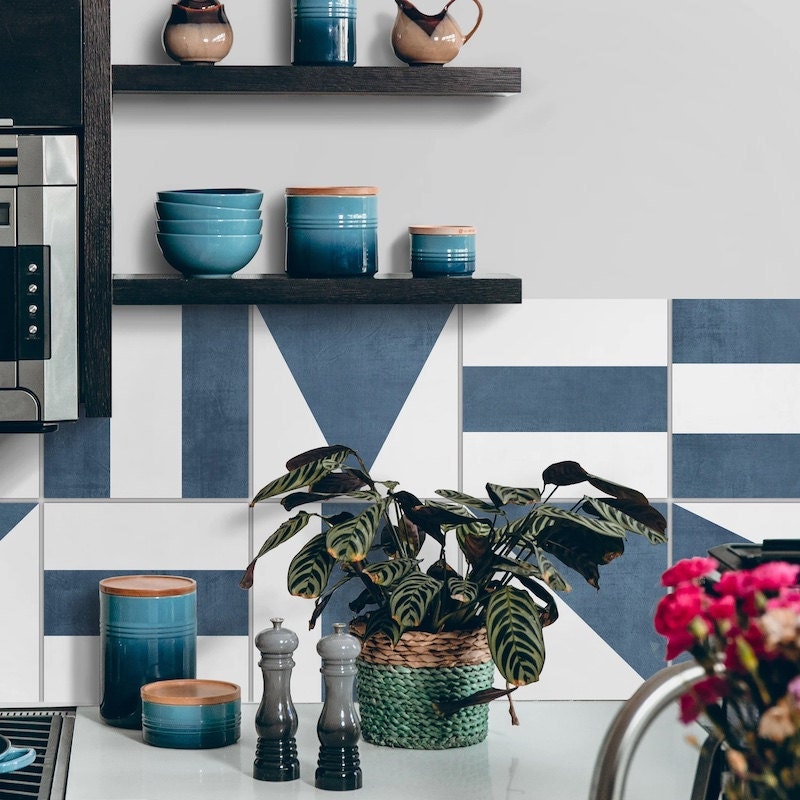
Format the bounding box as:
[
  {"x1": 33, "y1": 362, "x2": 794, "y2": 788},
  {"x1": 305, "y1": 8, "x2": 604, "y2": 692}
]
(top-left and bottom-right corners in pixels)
[{"x1": 112, "y1": 272, "x2": 522, "y2": 305}]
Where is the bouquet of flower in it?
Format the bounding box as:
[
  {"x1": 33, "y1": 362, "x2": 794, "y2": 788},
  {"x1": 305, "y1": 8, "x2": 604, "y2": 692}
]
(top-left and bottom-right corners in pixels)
[{"x1": 654, "y1": 556, "x2": 800, "y2": 800}]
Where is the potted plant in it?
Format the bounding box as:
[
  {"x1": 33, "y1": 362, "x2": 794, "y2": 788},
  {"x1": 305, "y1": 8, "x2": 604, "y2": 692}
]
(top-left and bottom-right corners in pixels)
[{"x1": 241, "y1": 444, "x2": 667, "y2": 749}]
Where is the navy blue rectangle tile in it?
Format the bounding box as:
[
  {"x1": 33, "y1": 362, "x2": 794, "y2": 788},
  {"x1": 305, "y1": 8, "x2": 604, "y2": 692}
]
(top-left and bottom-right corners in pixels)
[
  {"x1": 182, "y1": 306, "x2": 249, "y2": 498},
  {"x1": 44, "y1": 569, "x2": 248, "y2": 636},
  {"x1": 463, "y1": 367, "x2": 667, "y2": 432},
  {"x1": 673, "y1": 300, "x2": 800, "y2": 363},
  {"x1": 44, "y1": 411, "x2": 110, "y2": 498},
  {"x1": 673, "y1": 434, "x2": 800, "y2": 498}
]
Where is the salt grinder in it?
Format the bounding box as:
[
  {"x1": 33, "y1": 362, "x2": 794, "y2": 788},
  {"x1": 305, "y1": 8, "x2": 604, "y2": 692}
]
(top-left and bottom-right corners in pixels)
[
  {"x1": 253, "y1": 617, "x2": 300, "y2": 782},
  {"x1": 315, "y1": 622, "x2": 363, "y2": 791}
]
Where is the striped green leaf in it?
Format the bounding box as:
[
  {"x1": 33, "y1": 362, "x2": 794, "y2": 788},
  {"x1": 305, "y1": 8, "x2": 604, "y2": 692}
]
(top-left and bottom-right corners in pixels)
[
  {"x1": 496, "y1": 510, "x2": 553, "y2": 549},
  {"x1": 434, "y1": 489, "x2": 497, "y2": 512},
  {"x1": 485, "y1": 483, "x2": 542, "y2": 507},
  {"x1": 363, "y1": 558, "x2": 418, "y2": 586},
  {"x1": 486, "y1": 585, "x2": 545, "y2": 687},
  {"x1": 326, "y1": 497, "x2": 391, "y2": 562},
  {"x1": 448, "y1": 579, "x2": 479, "y2": 604},
  {"x1": 287, "y1": 533, "x2": 335, "y2": 598},
  {"x1": 389, "y1": 573, "x2": 441, "y2": 630},
  {"x1": 538, "y1": 506, "x2": 629, "y2": 539},
  {"x1": 253, "y1": 510, "x2": 312, "y2": 559},
  {"x1": 583, "y1": 497, "x2": 668, "y2": 544},
  {"x1": 251, "y1": 448, "x2": 350, "y2": 506},
  {"x1": 532, "y1": 545, "x2": 570, "y2": 592}
]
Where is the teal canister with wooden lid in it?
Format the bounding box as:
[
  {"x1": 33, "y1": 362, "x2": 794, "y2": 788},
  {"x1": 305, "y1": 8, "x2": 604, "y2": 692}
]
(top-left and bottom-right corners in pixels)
[{"x1": 99, "y1": 575, "x2": 197, "y2": 729}]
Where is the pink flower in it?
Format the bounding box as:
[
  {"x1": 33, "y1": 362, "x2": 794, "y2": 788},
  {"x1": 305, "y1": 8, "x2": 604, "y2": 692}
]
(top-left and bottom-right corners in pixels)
[
  {"x1": 679, "y1": 675, "x2": 728, "y2": 723},
  {"x1": 661, "y1": 557, "x2": 719, "y2": 588},
  {"x1": 749, "y1": 561, "x2": 800, "y2": 593},
  {"x1": 707, "y1": 594, "x2": 737, "y2": 623},
  {"x1": 654, "y1": 583, "x2": 708, "y2": 659},
  {"x1": 715, "y1": 570, "x2": 755, "y2": 598},
  {"x1": 758, "y1": 700, "x2": 796, "y2": 743}
]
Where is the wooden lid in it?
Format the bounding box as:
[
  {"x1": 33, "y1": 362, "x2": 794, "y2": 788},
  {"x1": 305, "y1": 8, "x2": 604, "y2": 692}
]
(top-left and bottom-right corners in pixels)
[
  {"x1": 99, "y1": 575, "x2": 196, "y2": 597},
  {"x1": 285, "y1": 186, "x2": 378, "y2": 196},
  {"x1": 141, "y1": 679, "x2": 241, "y2": 706},
  {"x1": 409, "y1": 225, "x2": 476, "y2": 235}
]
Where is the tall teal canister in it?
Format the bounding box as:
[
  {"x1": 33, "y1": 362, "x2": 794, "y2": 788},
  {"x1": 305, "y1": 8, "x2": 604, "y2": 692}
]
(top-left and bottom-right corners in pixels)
[
  {"x1": 291, "y1": 0, "x2": 356, "y2": 66},
  {"x1": 99, "y1": 575, "x2": 197, "y2": 729},
  {"x1": 285, "y1": 186, "x2": 378, "y2": 277}
]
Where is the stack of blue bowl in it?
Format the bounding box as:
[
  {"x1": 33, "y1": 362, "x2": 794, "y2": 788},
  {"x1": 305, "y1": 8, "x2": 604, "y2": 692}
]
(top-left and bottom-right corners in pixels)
[{"x1": 155, "y1": 188, "x2": 263, "y2": 278}]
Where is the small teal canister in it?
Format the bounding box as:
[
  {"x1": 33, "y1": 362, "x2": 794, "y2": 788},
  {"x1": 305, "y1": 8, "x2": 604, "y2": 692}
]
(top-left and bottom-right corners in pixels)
[
  {"x1": 99, "y1": 575, "x2": 197, "y2": 730},
  {"x1": 410, "y1": 225, "x2": 476, "y2": 277},
  {"x1": 285, "y1": 186, "x2": 378, "y2": 277},
  {"x1": 291, "y1": 0, "x2": 356, "y2": 66}
]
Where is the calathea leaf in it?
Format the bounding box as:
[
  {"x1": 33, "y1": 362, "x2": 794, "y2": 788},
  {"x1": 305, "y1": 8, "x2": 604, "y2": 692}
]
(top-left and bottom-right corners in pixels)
[
  {"x1": 426, "y1": 559, "x2": 461, "y2": 582},
  {"x1": 447, "y1": 579, "x2": 478, "y2": 604},
  {"x1": 394, "y1": 492, "x2": 486, "y2": 547},
  {"x1": 240, "y1": 511, "x2": 312, "y2": 588},
  {"x1": 582, "y1": 497, "x2": 667, "y2": 542},
  {"x1": 537, "y1": 506, "x2": 629, "y2": 539},
  {"x1": 531, "y1": 545, "x2": 570, "y2": 592},
  {"x1": 583, "y1": 474, "x2": 649, "y2": 506},
  {"x1": 323, "y1": 511, "x2": 355, "y2": 527},
  {"x1": 541, "y1": 461, "x2": 589, "y2": 487},
  {"x1": 286, "y1": 445, "x2": 353, "y2": 471},
  {"x1": 433, "y1": 686, "x2": 517, "y2": 718},
  {"x1": 251, "y1": 449, "x2": 350, "y2": 506},
  {"x1": 310, "y1": 471, "x2": 368, "y2": 495},
  {"x1": 486, "y1": 585, "x2": 545, "y2": 686},
  {"x1": 485, "y1": 483, "x2": 542, "y2": 507},
  {"x1": 364, "y1": 558, "x2": 418, "y2": 586},
  {"x1": 538, "y1": 519, "x2": 625, "y2": 588},
  {"x1": 496, "y1": 509, "x2": 554, "y2": 551},
  {"x1": 434, "y1": 489, "x2": 497, "y2": 512},
  {"x1": 380, "y1": 517, "x2": 425, "y2": 558},
  {"x1": 389, "y1": 572, "x2": 441, "y2": 630},
  {"x1": 490, "y1": 554, "x2": 542, "y2": 580},
  {"x1": 282, "y1": 491, "x2": 333, "y2": 511},
  {"x1": 348, "y1": 588, "x2": 376, "y2": 616},
  {"x1": 326, "y1": 497, "x2": 391, "y2": 562},
  {"x1": 513, "y1": 574, "x2": 560, "y2": 627},
  {"x1": 456, "y1": 524, "x2": 492, "y2": 566},
  {"x1": 287, "y1": 533, "x2": 335, "y2": 598}
]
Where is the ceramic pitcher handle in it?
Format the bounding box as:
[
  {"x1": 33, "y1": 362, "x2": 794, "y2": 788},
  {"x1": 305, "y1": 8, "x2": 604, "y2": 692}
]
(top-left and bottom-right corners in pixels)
[{"x1": 462, "y1": 0, "x2": 483, "y2": 43}]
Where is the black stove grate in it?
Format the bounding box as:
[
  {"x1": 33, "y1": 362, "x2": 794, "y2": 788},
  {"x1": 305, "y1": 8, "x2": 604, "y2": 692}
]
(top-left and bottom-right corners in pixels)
[{"x1": 0, "y1": 710, "x2": 75, "y2": 800}]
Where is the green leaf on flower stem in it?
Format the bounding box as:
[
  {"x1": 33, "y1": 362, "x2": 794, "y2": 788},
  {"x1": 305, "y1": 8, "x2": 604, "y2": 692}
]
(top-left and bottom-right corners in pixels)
[
  {"x1": 287, "y1": 533, "x2": 335, "y2": 598},
  {"x1": 486, "y1": 585, "x2": 544, "y2": 686},
  {"x1": 363, "y1": 558, "x2": 418, "y2": 586},
  {"x1": 485, "y1": 483, "x2": 542, "y2": 507},
  {"x1": 326, "y1": 497, "x2": 391, "y2": 562},
  {"x1": 251, "y1": 448, "x2": 351, "y2": 505},
  {"x1": 389, "y1": 572, "x2": 441, "y2": 630}
]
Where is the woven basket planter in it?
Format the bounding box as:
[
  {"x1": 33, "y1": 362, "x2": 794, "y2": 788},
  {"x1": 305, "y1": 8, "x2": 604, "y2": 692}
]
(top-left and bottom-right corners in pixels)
[{"x1": 355, "y1": 627, "x2": 494, "y2": 750}]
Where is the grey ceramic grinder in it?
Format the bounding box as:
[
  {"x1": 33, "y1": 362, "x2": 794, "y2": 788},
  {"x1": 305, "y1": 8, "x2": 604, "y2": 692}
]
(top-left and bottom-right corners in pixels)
[
  {"x1": 315, "y1": 622, "x2": 362, "y2": 791},
  {"x1": 253, "y1": 617, "x2": 300, "y2": 781}
]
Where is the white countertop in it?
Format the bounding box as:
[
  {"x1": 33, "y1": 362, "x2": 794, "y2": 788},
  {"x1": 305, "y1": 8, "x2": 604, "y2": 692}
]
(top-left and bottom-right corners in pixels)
[{"x1": 66, "y1": 702, "x2": 704, "y2": 800}]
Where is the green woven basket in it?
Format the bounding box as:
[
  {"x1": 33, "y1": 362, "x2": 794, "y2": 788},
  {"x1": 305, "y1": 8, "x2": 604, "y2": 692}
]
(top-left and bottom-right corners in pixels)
[{"x1": 355, "y1": 627, "x2": 494, "y2": 750}]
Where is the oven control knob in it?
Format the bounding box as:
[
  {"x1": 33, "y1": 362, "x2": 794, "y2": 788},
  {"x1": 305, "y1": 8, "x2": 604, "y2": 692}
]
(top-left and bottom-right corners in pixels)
[
  {"x1": 28, "y1": 304, "x2": 37, "y2": 314},
  {"x1": 28, "y1": 283, "x2": 37, "y2": 294},
  {"x1": 27, "y1": 263, "x2": 38, "y2": 273},
  {"x1": 28, "y1": 325, "x2": 38, "y2": 335}
]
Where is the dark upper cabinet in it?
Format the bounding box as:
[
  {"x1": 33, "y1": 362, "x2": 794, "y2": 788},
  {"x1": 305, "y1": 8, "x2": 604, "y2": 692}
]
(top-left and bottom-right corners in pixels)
[{"x1": 0, "y1": 0, "x2": 83, "y2": 128}]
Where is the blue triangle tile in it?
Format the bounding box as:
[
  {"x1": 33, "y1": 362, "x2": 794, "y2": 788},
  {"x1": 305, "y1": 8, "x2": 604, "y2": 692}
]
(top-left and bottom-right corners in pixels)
[
  {"x1": 258, "y1": 305, "x2": 453, "y2": 468},
  {"x1": 672, "y1": 505, "x2": 748, "y2": 562},
  {"x1": 0, "y1": 503, "x2": 36, "y2": 543}
]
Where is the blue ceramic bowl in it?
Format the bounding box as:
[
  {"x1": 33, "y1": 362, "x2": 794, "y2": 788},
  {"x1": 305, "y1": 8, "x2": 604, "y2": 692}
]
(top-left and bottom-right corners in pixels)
[
  {"x1": 409, "y1": 225, "x2": 476, "y2": 277},
  {"x1": 141, "y1": 679, "x2": 241, "y2": 749},
  {"x1": 157, "y1": 188, "x2": 263, "y2": 209},
  {"x1": 157, "y1": 218, "x2": 263, "y2": 236},
  {"x1": 156, "y1": 232, "x2": 262, "y2": 277},
  {"x1": 156, "y1": 201, "x2": 262, "y2": 221}
]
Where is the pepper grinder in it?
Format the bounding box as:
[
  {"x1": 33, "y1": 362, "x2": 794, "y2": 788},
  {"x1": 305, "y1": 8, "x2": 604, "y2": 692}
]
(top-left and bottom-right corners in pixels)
[
  {"x1": 315, "y1": 622, "x2": 362, "y2": 791},
  {"x1": 253, "y1": 618, "x2": 300, "y2": 782}
]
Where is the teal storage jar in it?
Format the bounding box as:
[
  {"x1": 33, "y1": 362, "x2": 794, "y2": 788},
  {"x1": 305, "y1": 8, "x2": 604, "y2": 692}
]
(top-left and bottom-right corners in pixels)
[
  {"x1": 410, "y1": 225, "x2": 476, "y2": 277},
  {"x1": 99, "y1": 575, "x2": 197, "y2": 730},
  {"x1": 141, "y1": 679, "x2": 241, "y2": 749},
  {"x1": 285, "y1": 186, "x2": 378, "y2": 277},
  {"x1": 291, "y1": 0, "x2": 356, "y2": 66}
]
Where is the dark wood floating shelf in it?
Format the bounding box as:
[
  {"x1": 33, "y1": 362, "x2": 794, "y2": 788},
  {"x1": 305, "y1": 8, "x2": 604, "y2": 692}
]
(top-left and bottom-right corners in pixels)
[
  {"x1": 112, "y1": 65, "x2": 522, "y2": 96},
  {"x1": 112, "y1": 273, "x2": 522, "y2": 305}
]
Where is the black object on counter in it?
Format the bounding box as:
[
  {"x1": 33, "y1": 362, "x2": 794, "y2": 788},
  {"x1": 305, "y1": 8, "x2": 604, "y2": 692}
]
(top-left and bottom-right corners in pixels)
[
  {"x1": 709, "y1": 539, "x2": 800, "y2": 571},
  {"x1": 253, "y1": 618, "x2": 300, "y2": 782},
  {"x1": 315, "y1": 623, "x2": 363, "y2": 792}
]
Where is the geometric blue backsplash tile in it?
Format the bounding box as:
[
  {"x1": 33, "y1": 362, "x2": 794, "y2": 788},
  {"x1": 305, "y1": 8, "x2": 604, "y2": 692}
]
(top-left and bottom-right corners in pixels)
[
  {"x1": 258, "y1": 304, "x2": 453, "y2": 468},
  {"x1": 182, "y1": 306, "x2": 249, "y2": 499},
  {"x1": 673, "y1": 434, "x2": 800, "y2": 498},
  {"x1": 0, "y1": 503, "x2": 36, "y2": 542},
  {"x1": 673, "y1": 299, "x2": 800, "y2": 363},
  {"x1": 44, "y1": 569, "x2": 248, "y2": 636},
  {"x1": 671, "y1": 504, "x2": 748, "y2": 562},
  {"x1": 44, "y1": 410, "x2": 111, "y2": 498},
  {"x1": 463, "y1": 367, "x2": 667, "y2": 432}
]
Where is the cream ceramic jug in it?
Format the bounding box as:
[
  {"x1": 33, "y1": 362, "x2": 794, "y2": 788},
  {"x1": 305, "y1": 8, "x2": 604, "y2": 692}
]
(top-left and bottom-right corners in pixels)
[{"x1": 390, "y1": 0, "x2": 483, "y2": 66}]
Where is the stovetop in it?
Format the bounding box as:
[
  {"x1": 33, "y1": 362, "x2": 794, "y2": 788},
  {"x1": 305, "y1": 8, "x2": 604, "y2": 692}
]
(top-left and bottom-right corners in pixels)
[{"x1": 0, "y1": 709, "x2": 75, "y2": 800}]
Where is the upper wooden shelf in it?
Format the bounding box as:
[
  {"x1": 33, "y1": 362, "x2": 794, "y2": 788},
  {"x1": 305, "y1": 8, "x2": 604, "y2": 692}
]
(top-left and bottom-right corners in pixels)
[
  {"x1": 112, "y1": 273, "x2": 522, "y2": 305},
  {"x1": 112, "y1": 65, "x2": 522, "y2": 96}
]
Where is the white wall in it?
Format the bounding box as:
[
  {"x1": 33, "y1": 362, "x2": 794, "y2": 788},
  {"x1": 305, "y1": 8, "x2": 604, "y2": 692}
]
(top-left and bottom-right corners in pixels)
[{"x1": 111, "y1": 0, "x2": 800, "y2": 298}]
